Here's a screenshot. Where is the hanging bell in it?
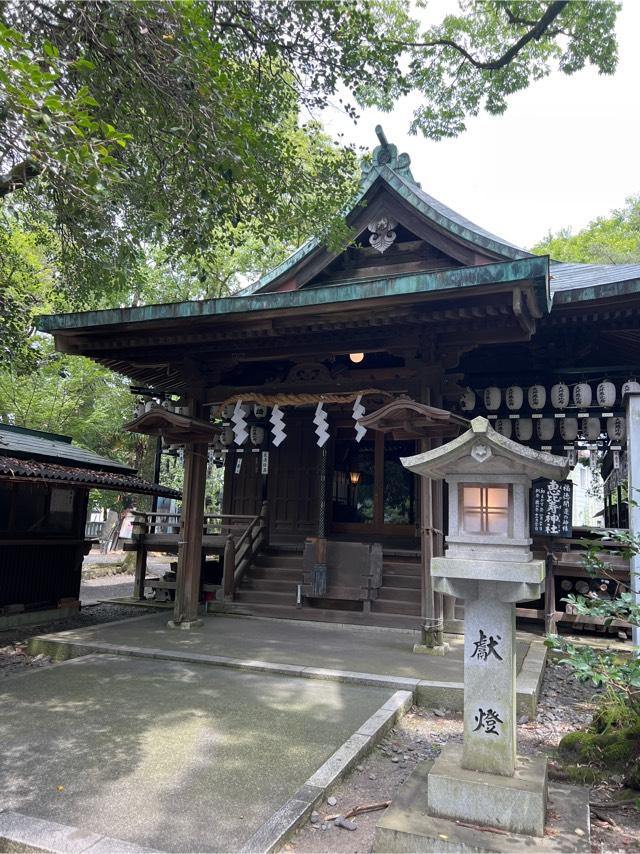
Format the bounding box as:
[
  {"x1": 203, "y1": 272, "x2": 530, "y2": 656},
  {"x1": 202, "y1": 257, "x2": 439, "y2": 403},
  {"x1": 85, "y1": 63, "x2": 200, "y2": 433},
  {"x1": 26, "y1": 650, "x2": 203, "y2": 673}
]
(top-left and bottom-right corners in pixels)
[
  {"x1": 528, "y1": 384, "x2": 546, "y2": 410},
  {"x1": 515, "y1": 419, "x2": 533, "y2": 441},
  {"x1": 484, "y1": 387, "x2": 501, "y2": 411},
  {"x1": 606, "y1": 416, "x2": 626, "y2": 442},
  {"x1": 459, "y1": 388, "x2": 476, "y2": 411},
  {"x1": 537, "y1": 418, "x2": 555, "y2": 441},
  {"x1": 494, "y1": 419, "x2": 512, "y2": 438},
  {"x1": 573, "y1": 382, "x2": 593, "y2": 408},
  {"x1": 550, "y1": 382, "x2": 570, "y2": 409},
  {"x1": 596, "y1": 380, "x2": 616, "y2": 408},
  {"x1": 559, "y1": 418, "x2": 579, "y2": 441},
  {"x1": 505, "y1": 386, "x2": 523, "y2": 411}
]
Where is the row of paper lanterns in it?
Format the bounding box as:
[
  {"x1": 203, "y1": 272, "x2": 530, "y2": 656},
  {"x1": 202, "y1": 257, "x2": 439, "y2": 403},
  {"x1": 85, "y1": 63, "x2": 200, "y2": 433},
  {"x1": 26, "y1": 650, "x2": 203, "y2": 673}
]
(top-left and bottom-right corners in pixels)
[
  {"x1": 461, "y1": 379, "x2": 640, "y2": 413},
  {"x1": 492, "y1": 415, "x2": 626, "y2": 443}
]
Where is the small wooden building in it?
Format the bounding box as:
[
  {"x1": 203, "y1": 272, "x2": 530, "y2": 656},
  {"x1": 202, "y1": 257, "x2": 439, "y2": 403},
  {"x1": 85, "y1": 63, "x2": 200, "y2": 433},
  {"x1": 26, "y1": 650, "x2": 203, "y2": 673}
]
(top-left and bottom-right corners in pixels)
[
  {"x1": 37, "y1": 129, "x2": 640, "y2": 634},
  {"x1": 0, "y1": 423, "x2": 178, "y2": 626}
]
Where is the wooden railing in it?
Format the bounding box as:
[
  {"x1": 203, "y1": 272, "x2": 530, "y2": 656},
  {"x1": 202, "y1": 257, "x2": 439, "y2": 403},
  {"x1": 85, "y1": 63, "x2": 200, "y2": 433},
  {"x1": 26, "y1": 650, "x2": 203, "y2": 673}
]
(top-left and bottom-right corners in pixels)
[{"x1": 130, "y1": 503, "x2": 269, "y2": 601}]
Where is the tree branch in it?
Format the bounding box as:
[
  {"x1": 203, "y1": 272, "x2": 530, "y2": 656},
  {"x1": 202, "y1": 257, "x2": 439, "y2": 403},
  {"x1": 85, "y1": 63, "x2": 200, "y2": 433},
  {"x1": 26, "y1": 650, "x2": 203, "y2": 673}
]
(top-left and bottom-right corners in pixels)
[{"x1": 398, "y1": 1, "x2": 569, "y2": 71}]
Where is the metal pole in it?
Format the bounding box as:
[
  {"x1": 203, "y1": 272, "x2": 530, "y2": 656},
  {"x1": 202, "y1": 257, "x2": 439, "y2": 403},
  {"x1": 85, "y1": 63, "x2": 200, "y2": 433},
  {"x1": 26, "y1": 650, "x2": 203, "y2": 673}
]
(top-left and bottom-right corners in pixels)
[{"x1": 626, "y1": 392, "x2": 640, "y2": 653}]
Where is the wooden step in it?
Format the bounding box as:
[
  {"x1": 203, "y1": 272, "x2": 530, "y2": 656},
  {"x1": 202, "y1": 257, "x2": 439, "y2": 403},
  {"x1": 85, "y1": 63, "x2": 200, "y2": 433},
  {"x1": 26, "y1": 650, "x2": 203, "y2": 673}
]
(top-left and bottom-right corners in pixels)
[
  {"x1": 381, "y1": 573, "x2": 420, "y2": 590},
  {"x1": 382, "y1": 562, "x2": 421, "y2": 575},
  {"x1": 377, "y1": 586, "x2": 420, "y2": 603},
  {"x1": 241, "y1": 577, "x2": 300, "y2": 593},
  {"x1": 235, "y1": 589, "x2": 298, "y2": 607},
  {"x1": 370, "y1": 599, "x2": 422, "y2": 616},
  {"x1": 252, "y1": 553, "x2": 302, "y2": 569},
  {"x1": 248, "y1": 566, "x2": 302, "y2": 583}
]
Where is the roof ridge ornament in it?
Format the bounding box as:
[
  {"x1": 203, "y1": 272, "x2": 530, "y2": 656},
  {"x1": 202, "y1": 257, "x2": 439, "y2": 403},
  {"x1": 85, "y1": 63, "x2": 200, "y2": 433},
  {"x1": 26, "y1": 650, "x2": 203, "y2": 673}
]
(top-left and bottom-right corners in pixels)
[{"x1": 361, "y1": 124, "x2": 416, "y2": 184}]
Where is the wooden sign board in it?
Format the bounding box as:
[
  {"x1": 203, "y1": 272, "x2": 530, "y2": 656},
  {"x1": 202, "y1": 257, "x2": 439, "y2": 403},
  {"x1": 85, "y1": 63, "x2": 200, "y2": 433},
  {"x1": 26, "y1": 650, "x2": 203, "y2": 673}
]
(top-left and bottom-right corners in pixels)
[{"x1": 530, "y1": 478, "x2": 573, "y2": 538}]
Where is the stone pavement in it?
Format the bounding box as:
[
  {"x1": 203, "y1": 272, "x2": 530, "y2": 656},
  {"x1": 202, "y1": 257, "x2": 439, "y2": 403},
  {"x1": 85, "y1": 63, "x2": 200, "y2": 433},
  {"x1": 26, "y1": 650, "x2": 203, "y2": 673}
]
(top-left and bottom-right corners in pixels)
[
  {"x1": 31, "y1": 611, "x2": 529, "y2": 684},
  {"x1": 0, "y1": 654, "x2": 395, "y2": 853}
]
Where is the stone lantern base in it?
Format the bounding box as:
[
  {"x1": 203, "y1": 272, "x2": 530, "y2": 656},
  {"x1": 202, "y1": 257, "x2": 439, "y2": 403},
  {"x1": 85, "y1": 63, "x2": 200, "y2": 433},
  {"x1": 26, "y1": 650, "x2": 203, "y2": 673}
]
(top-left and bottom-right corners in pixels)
[
  {"x1": 427, "y1": 745, "x2": 547, "y2": 837},
  {"x1": 373, "y1": 759, "x2": 591, "y2": 854}
]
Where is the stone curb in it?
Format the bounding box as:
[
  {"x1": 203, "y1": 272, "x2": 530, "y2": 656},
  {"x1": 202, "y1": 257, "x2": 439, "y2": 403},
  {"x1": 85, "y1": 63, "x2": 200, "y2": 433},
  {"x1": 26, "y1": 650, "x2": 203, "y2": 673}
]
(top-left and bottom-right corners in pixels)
[
  {"x1": 0, "y1": 809, "x2": 161, "y2": 854},
  {"x1": 515, "y1": 638, "x2": 548, "y2": 719},
  {"x1": 239, "y1": 689, "x2": 413, "y2": 853}
]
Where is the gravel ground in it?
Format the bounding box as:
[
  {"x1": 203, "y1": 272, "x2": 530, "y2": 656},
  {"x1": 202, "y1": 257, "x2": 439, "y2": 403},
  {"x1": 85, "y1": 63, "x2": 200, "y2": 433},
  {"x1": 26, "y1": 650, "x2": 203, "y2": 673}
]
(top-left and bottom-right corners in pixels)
[
  {"x1": 287, "y1": 661, "x2": 640, "y2": 854},
  {"x1": 0, "y1": 602, "x2": 161, "y2": 678},
  {"x1": 81, "y1": 573, "x2": 137, "y2": 603}
]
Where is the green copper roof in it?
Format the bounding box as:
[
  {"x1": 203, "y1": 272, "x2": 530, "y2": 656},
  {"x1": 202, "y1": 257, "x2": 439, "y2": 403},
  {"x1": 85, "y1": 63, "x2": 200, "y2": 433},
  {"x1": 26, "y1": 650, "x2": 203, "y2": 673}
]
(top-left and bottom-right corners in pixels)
[
  {"x1": 37, "y1": 256, "x2": 550, "y2": 334},
  {"x1": 243, "y1": 127, "x2": 529, "y2": 296}
]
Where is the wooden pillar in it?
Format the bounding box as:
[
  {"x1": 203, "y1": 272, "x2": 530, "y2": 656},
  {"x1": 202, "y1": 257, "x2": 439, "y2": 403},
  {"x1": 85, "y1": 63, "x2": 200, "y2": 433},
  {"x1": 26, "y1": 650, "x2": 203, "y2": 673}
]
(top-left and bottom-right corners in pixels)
[
  {"x1": 626, "y1": 392, "x2": 640, "y2": 652},
  {"x1": 132, "y1": 547, "x2": 147, "y2": 600},
  {"x1": 171, "y1": 439, "x2": 208, "y2": 628}
]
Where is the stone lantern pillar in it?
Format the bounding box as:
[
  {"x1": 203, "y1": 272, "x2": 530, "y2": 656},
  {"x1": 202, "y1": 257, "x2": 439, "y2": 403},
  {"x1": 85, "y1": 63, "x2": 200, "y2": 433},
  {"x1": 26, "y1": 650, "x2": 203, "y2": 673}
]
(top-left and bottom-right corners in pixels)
[{"x1": 397, "y1": 416, "x2": 571, "y2": 840}]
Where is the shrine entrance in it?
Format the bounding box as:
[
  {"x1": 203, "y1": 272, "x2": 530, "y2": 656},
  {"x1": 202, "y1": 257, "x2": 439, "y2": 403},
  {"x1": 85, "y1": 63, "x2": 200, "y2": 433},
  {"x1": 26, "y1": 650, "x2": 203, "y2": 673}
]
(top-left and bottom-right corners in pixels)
[{"x1": 331, "y1": 428, "x2": 417, "y2": 541}]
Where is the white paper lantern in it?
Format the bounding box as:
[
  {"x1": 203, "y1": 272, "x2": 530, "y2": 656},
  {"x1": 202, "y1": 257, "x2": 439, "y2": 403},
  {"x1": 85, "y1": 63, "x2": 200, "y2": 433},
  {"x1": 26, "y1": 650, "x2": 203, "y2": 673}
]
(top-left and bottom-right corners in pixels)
[
  {"x1": 220, "y1": 426, "x2": 235, "y2": 446},
  {"x1": 505, "y1": 386, "x2": 523, "y2": 411},
  {"x1": 253, "y1": 404, "x2": 268, "y2": 419},
  {"x1": 221, "y1": 403, "x2": 236, "y2": 421},
  {"x1": 528, "y1": 384, "x2": 546, "y2": 410},
  {"x1": 596, "y1": 381, "x2": 616, "y2": 408},
  {"x1": 459, "y1": 388, "x2": 476, "y2": 411},
  {"x1": 250, "y1": 425, "x2": 265, "y2": 446},
  {"x1": 582, "y1": 417, "x2": 601, "y2": 440},
  {"x1": 559, "y1": 418, "x2": 579, "y2": 441},
  {"x1": 573, "y1": 383, "x2": 592, "y2": 408},
  {"x1": 550, "y1": 382, "x2": 570, "y2": 409},
  {"x1": 484, "y1": 387, "x2": 501, "y2": 411},
  {"x1": 537, "y1": 418, "x2": 555, "y2": 441},
  {"x1": 622, "y1": 378, "x2": 640, "y2": 396},
  {"x1": 515, "y1": 419, "x2": 533, "y2": 441},
  {"x1": 494, "y1": 419, "x2": 512, "y2": 438},
  {"x1": 606, "y1": 416, "x2": 626, "y2": 442}
]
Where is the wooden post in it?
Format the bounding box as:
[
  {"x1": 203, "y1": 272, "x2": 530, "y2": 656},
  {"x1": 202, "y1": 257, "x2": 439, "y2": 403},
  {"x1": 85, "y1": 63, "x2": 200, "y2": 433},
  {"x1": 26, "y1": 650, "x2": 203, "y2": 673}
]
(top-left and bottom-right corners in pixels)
[
  {"x1": 259, "y1": 500, "x2": 269, "y2": 547},
  {"x1": 223, "y1": 534, "x2": 235, "y2": 600},
  {"x1": 544, "y1": 551, "x2": 557, "y2": 635},
  {"x1": 626, "y1": 392, "x2": 640, "y2": 653},
  {"x1": 132, "y1": 546, "x2": 147, "y2": 600},
  {"x1": 171, "y1": 439, "x2": 208, "y2": 628}
]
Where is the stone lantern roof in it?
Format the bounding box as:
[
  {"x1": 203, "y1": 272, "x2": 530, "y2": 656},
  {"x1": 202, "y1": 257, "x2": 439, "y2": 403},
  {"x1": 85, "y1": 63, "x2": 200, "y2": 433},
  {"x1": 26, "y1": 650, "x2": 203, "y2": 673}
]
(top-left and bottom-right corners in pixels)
[{"x1": 401, "y1": 416, "x2": 570, "y2": 482}]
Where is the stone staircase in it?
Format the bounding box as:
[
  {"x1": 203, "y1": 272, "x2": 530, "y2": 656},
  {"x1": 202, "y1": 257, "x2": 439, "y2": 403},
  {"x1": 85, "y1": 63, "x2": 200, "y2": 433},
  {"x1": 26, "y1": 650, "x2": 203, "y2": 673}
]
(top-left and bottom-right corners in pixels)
[{"x1": 225, "y1": 546, "x2": 428, "y2": 629}]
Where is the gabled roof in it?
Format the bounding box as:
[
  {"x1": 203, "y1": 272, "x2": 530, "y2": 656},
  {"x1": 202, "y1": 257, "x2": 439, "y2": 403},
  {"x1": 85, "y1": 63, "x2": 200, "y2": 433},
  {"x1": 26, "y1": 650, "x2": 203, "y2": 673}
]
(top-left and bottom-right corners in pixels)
[
  {"x1": 243, "y1": 126, "x2": 530, "y2": 296},
  {"x1": 0, "y1": 424, "x2": 133, "y2": 473}
]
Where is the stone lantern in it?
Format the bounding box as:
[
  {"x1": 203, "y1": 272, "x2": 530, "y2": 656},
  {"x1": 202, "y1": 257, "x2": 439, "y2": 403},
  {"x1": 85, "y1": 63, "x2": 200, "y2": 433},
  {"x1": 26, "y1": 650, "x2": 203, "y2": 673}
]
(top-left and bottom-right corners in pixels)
[{"x1": 399, "y1": 416, "x2": 570, "y2": 840}]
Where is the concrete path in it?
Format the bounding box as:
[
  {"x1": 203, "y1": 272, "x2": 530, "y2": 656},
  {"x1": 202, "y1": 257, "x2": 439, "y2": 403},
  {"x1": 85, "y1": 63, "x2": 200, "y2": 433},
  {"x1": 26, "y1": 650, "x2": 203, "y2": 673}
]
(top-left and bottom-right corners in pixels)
[
  {"x1": 0, "y1": 654, "x2": 394, "y2": 853},
  {"x1": 35, "y1": 611, "x2": 528, "y2": 683}
]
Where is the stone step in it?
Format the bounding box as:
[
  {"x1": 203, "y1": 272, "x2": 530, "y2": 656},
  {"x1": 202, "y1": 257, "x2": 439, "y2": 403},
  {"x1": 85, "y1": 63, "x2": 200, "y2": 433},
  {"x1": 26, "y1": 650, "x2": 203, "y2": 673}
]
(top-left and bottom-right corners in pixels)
[
  {"x1": 371, "y1": 598, "x2": 422, "y2": 616},
  {"x1": 377, "y1": 586, "x2": 421, "y2": 603},
  {"x1": 216, "y1": 601, "x2": 423, "y2": 630}
]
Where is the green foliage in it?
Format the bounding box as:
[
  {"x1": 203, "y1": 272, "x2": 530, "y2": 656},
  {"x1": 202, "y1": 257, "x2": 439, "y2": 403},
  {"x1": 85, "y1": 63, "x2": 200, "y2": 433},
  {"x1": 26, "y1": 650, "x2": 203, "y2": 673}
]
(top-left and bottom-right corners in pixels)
[
  {"x1": 532, "y1": 195, "x2": 640, "y2": 264},
  {"x1": 545, "y1": 528, "x2": 640, "y2": 719}
]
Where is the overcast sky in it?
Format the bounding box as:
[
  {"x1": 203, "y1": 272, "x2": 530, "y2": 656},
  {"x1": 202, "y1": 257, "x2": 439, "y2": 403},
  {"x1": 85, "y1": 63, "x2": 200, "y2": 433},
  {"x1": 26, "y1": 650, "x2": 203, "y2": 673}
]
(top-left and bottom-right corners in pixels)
[{"x1": 322, "y1": 1, "x2": 640, "y2": 250}]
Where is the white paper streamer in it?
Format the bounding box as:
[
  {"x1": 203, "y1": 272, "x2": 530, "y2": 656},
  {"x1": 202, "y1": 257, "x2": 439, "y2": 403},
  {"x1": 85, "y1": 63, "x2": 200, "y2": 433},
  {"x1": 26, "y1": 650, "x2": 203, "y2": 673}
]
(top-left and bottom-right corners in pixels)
[
  {"x1": 231, "y1": 399, "x2": 249, "y2": 445},
  {"x1": 313, "y1": 402, "x2": 330, "y2": 447},
  {"x1": 352, "y1": 394, "x2": 366, "y2": 442},
  {"x1": 269, "y1": 404, "x2": 286, "y2": 447}
]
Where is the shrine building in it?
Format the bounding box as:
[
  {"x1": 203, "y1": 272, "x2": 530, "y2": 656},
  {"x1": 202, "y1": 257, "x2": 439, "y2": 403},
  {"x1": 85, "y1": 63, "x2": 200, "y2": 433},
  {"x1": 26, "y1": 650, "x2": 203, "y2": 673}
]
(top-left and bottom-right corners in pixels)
[{"x1": 37, "y1": 128, "x2": 640, "y2": 637}]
